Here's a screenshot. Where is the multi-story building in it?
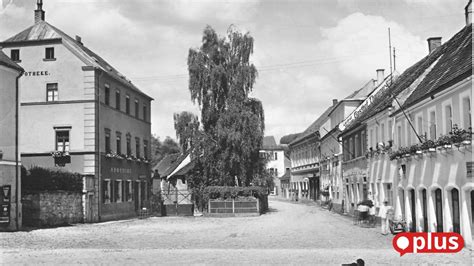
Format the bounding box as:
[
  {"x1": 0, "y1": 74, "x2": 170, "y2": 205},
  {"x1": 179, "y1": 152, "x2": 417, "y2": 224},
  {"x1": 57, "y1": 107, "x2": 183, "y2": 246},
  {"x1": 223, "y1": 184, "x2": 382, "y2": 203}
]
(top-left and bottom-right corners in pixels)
[
  {"x1": 0, "y1": 2, "x2": 153, "y2": 222},
  {"x1": 319, "y1": 78, "x2": 377, "y2": 212},
  {"x1": 289, "y1": 111, "x2": 329, "y2": 201},
  {"x1": 0, "y1": 51, "x2": 23, "y2": 231},
  {"x1": 340, "y1": 2, "x2": 472, "y2": 248},
  {"x1": 260, "y1": 136, "x2": 289, "y2": 196}
]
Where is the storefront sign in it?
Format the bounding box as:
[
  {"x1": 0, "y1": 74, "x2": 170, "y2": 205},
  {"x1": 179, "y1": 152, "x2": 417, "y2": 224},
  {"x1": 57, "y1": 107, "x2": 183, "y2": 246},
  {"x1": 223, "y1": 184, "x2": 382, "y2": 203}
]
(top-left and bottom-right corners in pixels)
[
  {"x1": 24, "y1": 71, "x2": 50, "y2": 77},
  {"x1": 110, "y1": 167, "x2": 132, "y2": 174}
]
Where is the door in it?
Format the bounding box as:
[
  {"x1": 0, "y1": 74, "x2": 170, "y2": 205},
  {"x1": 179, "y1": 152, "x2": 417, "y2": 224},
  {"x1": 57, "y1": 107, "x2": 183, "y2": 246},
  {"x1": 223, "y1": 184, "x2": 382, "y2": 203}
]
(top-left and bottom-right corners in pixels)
[
  {"x1": 422, "y1": 189, "x2": 428, "y2": 232},
  {"x1": 134, "y1": 181, "x2": 140, "y2": 211},
  {"x1": 451, "y1": 188, "x2": 460, "y2": 234},
  {"x1": 435, "y1": 188, "x2": 443, "y2": 232},
  {"x1": 88, "y1": 194, "x2": 93, "y2": 222},
  {"x1": 409, "y1": 189, "x2": 416, "y2": 232}
]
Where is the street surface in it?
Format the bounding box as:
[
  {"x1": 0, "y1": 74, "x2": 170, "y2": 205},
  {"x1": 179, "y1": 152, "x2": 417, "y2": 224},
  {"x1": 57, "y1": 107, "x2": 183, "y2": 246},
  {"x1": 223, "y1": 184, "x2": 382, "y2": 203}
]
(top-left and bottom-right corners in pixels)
[{"x1": 1, "y1": 198, "x2": 472, "y2": 264}]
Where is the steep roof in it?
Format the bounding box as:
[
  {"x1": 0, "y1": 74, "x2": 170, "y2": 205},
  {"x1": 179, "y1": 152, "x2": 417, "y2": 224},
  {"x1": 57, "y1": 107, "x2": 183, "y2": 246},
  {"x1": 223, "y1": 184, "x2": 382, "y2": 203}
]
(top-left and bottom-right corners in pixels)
[
  {"x1": 0, "y1": 50, "x2": 23, "y2": 72},
  {"x1": 343, "y1": 24, "x2": 472, "y2": 133},
  {"x1": 262, "y1": 136, "x2": 278, "y2": 149},
  {"x1": 289, "y1": 105, "x2": 336, "y2": 146},
  {"x1": 399, "y1": 25, "x2": 472, "y2": 110},
  {"x1": 152, "y1": 153, "x2": 181, "y2": 177},
  {"x1": 1, "y1": 21, "x2": 152, "y2": 100}
]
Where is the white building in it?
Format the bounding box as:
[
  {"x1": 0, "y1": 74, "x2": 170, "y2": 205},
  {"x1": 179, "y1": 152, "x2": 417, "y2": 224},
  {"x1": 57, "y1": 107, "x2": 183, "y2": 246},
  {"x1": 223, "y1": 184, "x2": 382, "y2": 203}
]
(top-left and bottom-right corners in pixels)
[{"x1": 260, "y1": 136, "x2": 289, "y2": 196}]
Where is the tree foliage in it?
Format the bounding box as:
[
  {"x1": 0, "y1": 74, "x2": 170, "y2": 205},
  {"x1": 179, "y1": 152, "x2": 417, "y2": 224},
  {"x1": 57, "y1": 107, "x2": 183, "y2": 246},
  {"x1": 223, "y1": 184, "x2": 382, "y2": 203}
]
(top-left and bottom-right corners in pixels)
[
  {"x1": 173, "y1": 111, "x2": 200, "y2": 151},
  {"x1": 151, "y1": 135, "x2": 181, "y2": 165},
  {"x1": 185, "y1": 25, "x2": 266, "y2": 188}
]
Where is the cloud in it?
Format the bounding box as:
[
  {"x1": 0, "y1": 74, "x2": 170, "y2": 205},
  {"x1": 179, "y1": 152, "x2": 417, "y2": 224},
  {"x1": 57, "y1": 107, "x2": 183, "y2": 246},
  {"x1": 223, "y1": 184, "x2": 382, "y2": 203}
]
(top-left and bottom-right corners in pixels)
[{"x1": 318, "y1": 12, "x2": 426, "y2": 81}]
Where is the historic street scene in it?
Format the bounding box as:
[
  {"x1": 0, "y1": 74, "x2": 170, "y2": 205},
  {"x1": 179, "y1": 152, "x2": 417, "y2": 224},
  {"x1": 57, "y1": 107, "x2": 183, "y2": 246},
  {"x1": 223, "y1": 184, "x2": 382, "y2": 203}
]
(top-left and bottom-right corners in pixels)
[{"x1": 0, "y1": 0, "x2": 472, "y2": 265}]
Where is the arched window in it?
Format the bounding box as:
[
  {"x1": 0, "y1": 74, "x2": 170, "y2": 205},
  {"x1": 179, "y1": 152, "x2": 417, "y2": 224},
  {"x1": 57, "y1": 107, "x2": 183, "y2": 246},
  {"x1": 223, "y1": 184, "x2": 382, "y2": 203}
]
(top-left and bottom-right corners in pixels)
[{"x1": 435, "y1": 188, "x2": 443, "y2": 232}]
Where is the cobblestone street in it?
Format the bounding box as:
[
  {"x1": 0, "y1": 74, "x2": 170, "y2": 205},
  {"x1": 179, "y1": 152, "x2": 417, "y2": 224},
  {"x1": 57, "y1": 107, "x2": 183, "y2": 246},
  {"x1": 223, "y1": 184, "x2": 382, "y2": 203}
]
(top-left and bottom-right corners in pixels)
[{"x1": 1, "y1": 198, "x2": 472, "y2": 265}]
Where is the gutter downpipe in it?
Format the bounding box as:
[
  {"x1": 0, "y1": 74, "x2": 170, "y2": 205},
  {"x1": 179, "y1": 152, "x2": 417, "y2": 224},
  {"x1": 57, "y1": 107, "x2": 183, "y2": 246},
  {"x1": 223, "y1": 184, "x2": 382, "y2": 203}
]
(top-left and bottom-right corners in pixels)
[
  {"x1": 15, "y1": 70, "x2": 23, "y2": 230},
  {"x1": 95, "y1": 67, "x2": 104, "y2": 222}
]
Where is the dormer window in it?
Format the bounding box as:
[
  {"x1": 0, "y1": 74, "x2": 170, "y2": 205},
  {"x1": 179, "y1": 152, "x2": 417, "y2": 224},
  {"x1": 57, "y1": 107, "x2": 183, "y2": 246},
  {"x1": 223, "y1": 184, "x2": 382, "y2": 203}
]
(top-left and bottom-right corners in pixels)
[
  {"x1": 44, "y1": 47, "x2": 55, "y2": 60},
  {"x1": 10, "y1": 49, "x2": 20, "y2": 62}
]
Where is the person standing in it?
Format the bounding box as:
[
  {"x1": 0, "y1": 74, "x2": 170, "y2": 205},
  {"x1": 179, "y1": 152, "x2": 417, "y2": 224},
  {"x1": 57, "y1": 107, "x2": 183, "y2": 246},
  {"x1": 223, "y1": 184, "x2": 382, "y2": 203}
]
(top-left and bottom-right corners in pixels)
[{"x1": 379, "y1": 200, "x2": 390, "y2": 235}]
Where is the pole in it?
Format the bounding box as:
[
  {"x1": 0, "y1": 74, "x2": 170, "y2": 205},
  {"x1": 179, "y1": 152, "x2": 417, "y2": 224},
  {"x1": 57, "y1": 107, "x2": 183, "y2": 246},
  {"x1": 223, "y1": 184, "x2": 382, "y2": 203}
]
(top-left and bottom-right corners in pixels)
[
  {"x1": 392, "y1": 96, "x2": 424, "y2": 143},
  {"x1": 393, "y1": 47, "x2": 397, "y2": 72},
  {"x1": 388, "y1": 28, "x2": 393, "y2": 84},
  {"x1": 15, "y1": 71, "x2": 23, "y2": 230}
]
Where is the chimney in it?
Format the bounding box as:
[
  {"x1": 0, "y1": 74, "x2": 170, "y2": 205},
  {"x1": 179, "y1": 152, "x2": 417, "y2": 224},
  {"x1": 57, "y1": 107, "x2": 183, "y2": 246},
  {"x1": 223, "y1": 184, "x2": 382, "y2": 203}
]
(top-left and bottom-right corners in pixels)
[
  {"x1": 75, "y1": 35, "x2": 83, "y2": 45},
  {"x1": 332, "y1": 99, "x2": 338, "y2": 106},
  {"x1": 376, "y1": 69, "x2": 385, "y2": 85},
  {"x1": 466, "y1": 0, "x2": 472, "y2": 25},
  {"x1": 34, "y1": 0, "x2": 45, "y2": 23},
  {"x1": 427, "y1": 37, "x2": 442, "y2": 54}
]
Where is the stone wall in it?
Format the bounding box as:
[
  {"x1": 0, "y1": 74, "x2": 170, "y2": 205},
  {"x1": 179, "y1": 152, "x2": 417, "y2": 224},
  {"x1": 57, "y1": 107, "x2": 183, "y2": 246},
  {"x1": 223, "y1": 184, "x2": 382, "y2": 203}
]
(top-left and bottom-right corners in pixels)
[{"x1": 22, "y1": 191, "x2": 83, "y2": 227}]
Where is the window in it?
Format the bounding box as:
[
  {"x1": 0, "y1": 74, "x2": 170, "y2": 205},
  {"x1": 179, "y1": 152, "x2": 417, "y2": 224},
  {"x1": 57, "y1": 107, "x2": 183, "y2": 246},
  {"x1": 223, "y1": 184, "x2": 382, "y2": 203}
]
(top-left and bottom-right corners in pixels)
[
  {"x1": 45, "y1": 47, "x2": 55, "y2": 60},
  {"x1": 275, "y1": 168, "x2": 278, "y2": 177},
  {"x1": 102, "y1": 179, "x2": 111, "y2": 204},
  {"x1": 467, "y1": 162, "x2": 473, "y2": 179},
  {"x1": 369, "y1": 129, "x2": 373, "y2": 148},
  {"x1": 388, "y1": 120, "x2": 393, "y2": 141},
  {"x1": 56, "y1": 130, "x2": 70, "y2": 152},
  {"x1": 126, "y1": 95, "x2": 130, "y2": 114},
  {"x1": 10, "y1": 49, "x2": 20, "y2": 62},
  {"x1": 429, "y1": 111, "x2": 437, "y2": 140},
  {"x1": 361, "y1": 131, "x2": 366, "y2": 154},
  {"x1": 105, "y1": 129, "x2": 111, "y2": 153},
  {"x1": 46, "y1": 83, "x2": 58, "y2": 102},
  {"x1": 445, "y1": 105, "x2": 453, "y2": 134},
  {"x1": 274, "y1": 152, "x2": 278, "y2": 160},
  {"x1": 125, "y1": 180, "x2": 132, "y2": 202},
  {"x1": 381, "y1": 123, "x2": 385, "y2": 143},
  {"x1": 375, "y1": 126, "x2": 379, "y2": 146},
  {"x1": 116, "y1": 132, "x2": 122, "y2": 154},
  {"x1": 135, "y1": 137, "x2": 140, "y2": 158},
  {"x1": 126, "y1": 134, "x2": 131, "y2": 156},
  {"x1": 417, "y1": 116, "x2": 423, "y2": 138},
  {"x1": 135, "y1": 99, "x2": 139, "y2": 118},
  {"x1": 114, "y1": 180, "x2": 122, "y2": 203},
  {"x1": 397, "y1": 125, "x2": 402, "y2": 147},
  {"x1": 143, "y1": 140, "x2": 148, "y2": 159},
  {"x1": 355, "y1": 135, "x2": 360, "y2": 157},
  {"x1": 462, "y1": 97, "x2": 471, "y2": 129},
  {"x1": 143, "y1": 106, "x2": 147, "y2": 121},
  {"x1": 115, "y1": 90, "x2": 121, "y2": 110},
  {"x1": 104, "y1": 85, "x2": 110, "y2": 105}
]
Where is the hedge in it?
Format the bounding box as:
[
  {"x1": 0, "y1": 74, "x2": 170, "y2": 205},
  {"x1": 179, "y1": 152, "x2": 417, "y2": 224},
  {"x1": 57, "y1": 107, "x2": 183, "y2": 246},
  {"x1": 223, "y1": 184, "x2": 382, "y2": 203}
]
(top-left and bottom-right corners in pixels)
[
  {"x1": 22, "y1": 166, "x2": 83, "y2": 193},
  {"x1": 203, "y1": 186, "x2": 268, "y2": 201}
]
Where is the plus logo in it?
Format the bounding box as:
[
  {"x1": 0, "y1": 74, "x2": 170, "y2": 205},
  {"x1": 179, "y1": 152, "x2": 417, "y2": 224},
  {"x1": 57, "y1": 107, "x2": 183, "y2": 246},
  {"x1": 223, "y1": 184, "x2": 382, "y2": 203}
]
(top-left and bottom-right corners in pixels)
[{"x1": 393, "y1": 232, "x2": 464, "y2": 256}]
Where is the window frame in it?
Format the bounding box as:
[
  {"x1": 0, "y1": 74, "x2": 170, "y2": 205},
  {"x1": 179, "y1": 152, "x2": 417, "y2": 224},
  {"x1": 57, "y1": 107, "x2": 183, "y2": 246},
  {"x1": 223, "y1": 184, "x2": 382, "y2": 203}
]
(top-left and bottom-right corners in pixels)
[
  {"x1": 115, "y1": 90, "x2": 121, "y2": 110},
  {"x1": 104, "y1": 84, "x2": 110, "y2": 106},
  {"x1": 46, "y1": 83, "x2": 58, "y2": 102},
  {"x1": 55, "y1": 129, "x2": 70, "y2": 152},
  {"x1": 125, "y1": 95, "x2": 130, "y2": 114},
  {"x1": 10, "y1": 49, "x2": 20, "y2": 62},
  {"x1": 116, "y1": 131, "x2": 122, "y2": 155},
  {"x1": 44, "y1": 47, "x2": 55, "y2": 60}
]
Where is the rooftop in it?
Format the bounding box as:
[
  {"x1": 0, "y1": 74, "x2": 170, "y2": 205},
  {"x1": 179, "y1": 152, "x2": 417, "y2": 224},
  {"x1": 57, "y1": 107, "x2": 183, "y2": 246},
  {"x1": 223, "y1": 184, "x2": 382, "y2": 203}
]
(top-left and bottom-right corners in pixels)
[
  {"x1": 1, "y1": 19, "x2": 152, "y2": 100},
  {"x1": 0, "y1": 50, "x2": 23, "y2": 72}
]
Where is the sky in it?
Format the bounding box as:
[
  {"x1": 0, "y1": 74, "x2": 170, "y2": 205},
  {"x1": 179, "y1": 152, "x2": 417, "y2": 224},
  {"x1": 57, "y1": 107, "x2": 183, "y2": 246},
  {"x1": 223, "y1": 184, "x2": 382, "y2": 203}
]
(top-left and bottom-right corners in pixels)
[{"x1": 0, "y1": 0, "x2": 469, "y2": 143}]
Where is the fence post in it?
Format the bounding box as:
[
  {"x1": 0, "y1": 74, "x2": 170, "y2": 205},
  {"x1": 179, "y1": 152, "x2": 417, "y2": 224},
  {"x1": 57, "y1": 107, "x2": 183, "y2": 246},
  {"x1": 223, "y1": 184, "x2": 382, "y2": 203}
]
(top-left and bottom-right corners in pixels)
[
  {"x1": 232, "y1": 198, "x2": 235, "y2": 214},
  {"x1": 208, "y1": 199, "x2": 211, "y2": 214}
]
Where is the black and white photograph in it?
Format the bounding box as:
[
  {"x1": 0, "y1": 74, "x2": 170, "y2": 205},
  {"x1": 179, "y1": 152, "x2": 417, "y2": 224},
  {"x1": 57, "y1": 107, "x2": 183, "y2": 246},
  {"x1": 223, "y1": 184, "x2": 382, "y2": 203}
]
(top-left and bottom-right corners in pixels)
[{"x1": 0, "y1": 0, "x2": 472, "y2": 264}]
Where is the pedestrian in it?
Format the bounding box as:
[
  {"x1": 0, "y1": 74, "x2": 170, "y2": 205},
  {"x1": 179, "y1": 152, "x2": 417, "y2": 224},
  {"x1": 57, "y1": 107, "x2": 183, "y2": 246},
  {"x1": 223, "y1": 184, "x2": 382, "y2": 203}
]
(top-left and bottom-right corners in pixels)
[{"x1": 379, "y1": 200, "x2": 389, "y2": 235}]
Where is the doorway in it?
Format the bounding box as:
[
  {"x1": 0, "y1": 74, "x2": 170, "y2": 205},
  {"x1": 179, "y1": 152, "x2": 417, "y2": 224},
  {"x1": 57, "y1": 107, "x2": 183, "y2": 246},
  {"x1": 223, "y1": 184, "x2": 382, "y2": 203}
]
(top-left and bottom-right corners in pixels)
[
  {"x1": 409, "y1": 189, "x2": 416, "y2": 232},
  {"x1": 435, "y1": 188, "x2": 443, "y2": 232},
  {"x1": 451, "y1": 188, "x2": 460, "y2": 234},
  {"x1": 421, "y1": 189, "x2": 428, "y2": 232}
]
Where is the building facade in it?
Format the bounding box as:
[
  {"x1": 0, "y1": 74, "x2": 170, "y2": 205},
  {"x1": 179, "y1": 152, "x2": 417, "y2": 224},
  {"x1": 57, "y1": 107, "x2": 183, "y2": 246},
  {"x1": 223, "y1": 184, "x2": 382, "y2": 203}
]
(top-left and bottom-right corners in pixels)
[
  {"x1": 0, "y1": 3, "x2": 153, "y2": 222},
  {"x1": 260, "y1": 136, "x2": 289, "y2": 196},
  {"x1": 0, "y1": 51, "x2": 23, "y2": 231}
]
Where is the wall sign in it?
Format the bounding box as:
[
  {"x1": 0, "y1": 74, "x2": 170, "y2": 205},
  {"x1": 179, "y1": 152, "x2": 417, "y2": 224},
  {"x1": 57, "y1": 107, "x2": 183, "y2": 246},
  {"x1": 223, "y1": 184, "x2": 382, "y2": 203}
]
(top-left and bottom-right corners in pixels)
[{"x1": 24, "y1": 71, "x2": 50, "y2": 76}]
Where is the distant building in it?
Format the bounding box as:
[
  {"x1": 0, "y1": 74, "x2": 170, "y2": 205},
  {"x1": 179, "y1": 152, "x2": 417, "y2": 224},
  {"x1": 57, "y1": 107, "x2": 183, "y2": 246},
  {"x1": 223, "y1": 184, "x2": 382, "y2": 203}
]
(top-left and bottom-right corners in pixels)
[
  {"x1": 0, "y1": 51, "x2": 23, "y2": 231},
  {"x1": 0, "y1": 1, "x2": 153, "y2": 222},
  {"x1": 260, "y1": 136, "x2": 289, "y2": 196}
]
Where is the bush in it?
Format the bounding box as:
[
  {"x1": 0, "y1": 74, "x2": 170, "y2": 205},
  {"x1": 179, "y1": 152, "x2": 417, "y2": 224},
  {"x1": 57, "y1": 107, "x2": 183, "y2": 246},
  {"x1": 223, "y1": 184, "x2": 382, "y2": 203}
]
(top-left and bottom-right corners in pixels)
[{"x1": 22, "y1": 166, "x2": 83, "y2": 193}]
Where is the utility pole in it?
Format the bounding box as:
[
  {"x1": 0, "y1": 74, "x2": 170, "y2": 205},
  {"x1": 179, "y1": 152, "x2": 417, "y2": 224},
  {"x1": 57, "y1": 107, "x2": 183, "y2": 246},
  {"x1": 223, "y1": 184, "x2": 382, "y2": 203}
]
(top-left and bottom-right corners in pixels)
[
  {"x1": 388, "y1": 28, "x2": 393, "y2": 84},
  {"x1": 393, "y1": 47, "x2": 397, "y2": 72}
]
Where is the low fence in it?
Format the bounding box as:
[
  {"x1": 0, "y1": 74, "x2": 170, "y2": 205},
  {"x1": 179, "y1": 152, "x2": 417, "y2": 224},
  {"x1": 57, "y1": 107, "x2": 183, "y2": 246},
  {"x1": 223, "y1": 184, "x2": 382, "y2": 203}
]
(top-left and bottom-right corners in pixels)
[
  {"x1": 22, "y1": 191, "x2": 83, "y2": 227},
  {"x1": 207, "y1": 197, "x2": 262, "y2": 216}
]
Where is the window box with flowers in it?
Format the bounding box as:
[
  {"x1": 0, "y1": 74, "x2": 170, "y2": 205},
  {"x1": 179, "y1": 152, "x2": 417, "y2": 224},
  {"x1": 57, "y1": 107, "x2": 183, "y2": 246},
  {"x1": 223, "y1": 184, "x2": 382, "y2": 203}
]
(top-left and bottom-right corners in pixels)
[{"x1": 51, "y1": 151, "x2": 71, "y2": 166}]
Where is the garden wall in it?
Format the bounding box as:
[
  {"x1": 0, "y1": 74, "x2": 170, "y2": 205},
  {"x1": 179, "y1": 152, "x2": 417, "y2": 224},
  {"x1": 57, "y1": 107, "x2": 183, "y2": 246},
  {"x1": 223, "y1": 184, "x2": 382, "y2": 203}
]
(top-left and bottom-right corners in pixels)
[{"x1": 22, "y1": 191, "x2": 83, "y2": 227}]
